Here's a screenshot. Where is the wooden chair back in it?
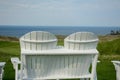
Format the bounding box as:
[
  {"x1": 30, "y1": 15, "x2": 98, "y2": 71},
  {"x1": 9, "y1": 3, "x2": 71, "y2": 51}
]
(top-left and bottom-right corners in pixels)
[
  {"x1": 64, "y1": 32, "x2": 98, "y2": 50},
  {"x1": 20, "y1": 31, "x2": 57, "y2": 51}
]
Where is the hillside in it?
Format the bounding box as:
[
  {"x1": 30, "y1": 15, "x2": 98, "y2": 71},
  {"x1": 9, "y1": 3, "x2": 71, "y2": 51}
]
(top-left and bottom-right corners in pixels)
[
  {"x1": 0, "y1": 34, "x2": 120, "y2": 80},
  {"x1": 0, "y1": 34, "x2": 120, "y2": 42},
  {"x1": 99, "y1": 35, "x2": 120, "y2": 42},
  {"x1": 0, "y1": 35, "x2": 18, "y2": 41}
]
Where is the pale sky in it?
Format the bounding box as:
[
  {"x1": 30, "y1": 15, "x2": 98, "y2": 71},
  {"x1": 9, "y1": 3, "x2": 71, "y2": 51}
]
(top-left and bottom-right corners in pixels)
[{"x1": 0, "y1": 0, "x2": 120, "y2": 26}]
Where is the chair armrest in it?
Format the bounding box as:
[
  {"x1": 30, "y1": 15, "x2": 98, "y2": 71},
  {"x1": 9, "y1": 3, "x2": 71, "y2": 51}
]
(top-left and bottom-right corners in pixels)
[
  {"x1": 111, "y1": 60, "x2": 120, "y2": 70},
  {"x1": 111, "y1": 60, "x2": 120, "y2": 64},
  {"x1": 11, "y1": 58, "x2": 21, "y2": 80},
  {"x1": 111, "y1": 61, "x2": 120, "y2": 80},
  {"x1": 11, "y1": 57, "x2": 21, "y2": 70},
  {"x1": 0, "y1": 62, "x2": 6, "y2": 79},
  {"x1": 0, "y1": 62, "x2": 6, "y2": 67}
]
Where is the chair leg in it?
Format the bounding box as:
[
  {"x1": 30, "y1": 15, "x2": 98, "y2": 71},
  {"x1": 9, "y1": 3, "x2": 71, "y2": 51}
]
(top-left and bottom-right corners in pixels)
[{"x1": 94, "y1": 72, "x2": 97, "y2": 80}]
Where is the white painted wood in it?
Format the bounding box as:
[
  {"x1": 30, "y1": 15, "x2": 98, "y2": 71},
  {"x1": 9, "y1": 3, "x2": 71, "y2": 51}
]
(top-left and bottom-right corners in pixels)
[
  {"x1": 64, "y1": 32, "x2": 99, "y2": 50},
  {"x1": 112, "y1": 61, "x2": 120, "y2": 80},
  {"x1": 21, "y1": 54, "x2": 95, "y2": 79},
  {"x1": 64, "y1": 32, "x2": 99, "y2": 80},
  {"x1": 11, "y1": 58, "x2": 21, "y2": 80},
  {"x1": 20, "y1": 31, "x2": 57, "y2": 51},
  {"x1": 18, "y1": 48, "x2": 98, "y2": 80},
  {"x1": 11, "y1": 31, "x2": 99, "y2": 80},
  {"x1": 11, "y1": 50, "x2": 99, "y2": 80},
  {"x1": 0, "y1": 62, "x2": 5, "y2": 80}
]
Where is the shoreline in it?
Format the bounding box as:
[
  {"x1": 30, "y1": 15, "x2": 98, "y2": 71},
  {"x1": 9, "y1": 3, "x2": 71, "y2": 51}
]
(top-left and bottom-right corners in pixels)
[
  {"x1": 0, "y1": 26, "x2": 119, "y2": 38},
  {"x1": 0, "y1": 34, "x2": 120, "y2": 42}
]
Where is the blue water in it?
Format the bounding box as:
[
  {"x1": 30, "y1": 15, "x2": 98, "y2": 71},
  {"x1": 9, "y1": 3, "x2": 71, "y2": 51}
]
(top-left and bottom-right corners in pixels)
[{"x1": 0, "y1": 25, "x2": 120, "y2": 38}]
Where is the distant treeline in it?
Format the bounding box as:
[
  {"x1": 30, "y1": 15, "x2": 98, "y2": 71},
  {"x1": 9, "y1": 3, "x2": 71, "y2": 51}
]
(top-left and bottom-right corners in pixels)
[{"x1": 110, "y1": 30, "x2": 120, "y2": 35}]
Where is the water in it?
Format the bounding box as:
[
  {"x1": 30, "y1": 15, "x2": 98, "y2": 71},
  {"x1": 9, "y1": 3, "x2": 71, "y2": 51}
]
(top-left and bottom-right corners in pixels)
[{"x1": 0, "y1": 25, "x2": 119, "y2": 38}]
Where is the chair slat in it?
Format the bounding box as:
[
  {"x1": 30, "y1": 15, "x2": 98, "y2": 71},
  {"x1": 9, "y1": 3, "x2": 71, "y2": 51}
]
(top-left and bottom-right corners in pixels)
[
  {"x1": 20, "y1": 31, "x2": 57, "y2": 51},
  {"x1": 23, "y1": 55, "x2": 93, "y2": 79},
  {"x1": 64, "y1": 32, "x2": 98, "y2": 50}
]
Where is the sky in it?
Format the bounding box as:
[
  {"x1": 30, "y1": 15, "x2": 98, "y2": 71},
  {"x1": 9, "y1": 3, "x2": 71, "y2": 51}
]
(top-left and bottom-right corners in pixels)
[{"x1": 0, "y1": 0, "x2": 120, "y2": 26}]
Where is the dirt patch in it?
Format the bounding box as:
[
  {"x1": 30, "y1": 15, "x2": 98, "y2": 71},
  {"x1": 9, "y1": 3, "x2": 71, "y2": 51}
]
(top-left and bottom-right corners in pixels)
[
  {"x1": 0, "y1": 36, "x2": 19, "y2": 41},
  {"x1": 99, "y1": 35, "x2": 120, "y2": 42}
]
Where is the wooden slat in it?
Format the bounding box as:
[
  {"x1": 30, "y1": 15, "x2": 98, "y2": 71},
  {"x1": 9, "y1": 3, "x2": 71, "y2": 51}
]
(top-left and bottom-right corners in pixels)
[
  {"x1": 23, "y1": 55, "x2": 93, "y2": 79},
  {"x1": 64, "y1": 32, "x2": 98, "y2": 50},
  {"x1": 20, "y1": 31, "x2": 57, "y2": 51}
]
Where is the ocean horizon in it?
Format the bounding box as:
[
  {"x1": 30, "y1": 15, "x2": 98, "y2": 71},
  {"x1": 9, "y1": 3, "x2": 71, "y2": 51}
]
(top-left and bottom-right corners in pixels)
[{"x1": 0, "y1": 25, "x2": 120, "y2": 38}]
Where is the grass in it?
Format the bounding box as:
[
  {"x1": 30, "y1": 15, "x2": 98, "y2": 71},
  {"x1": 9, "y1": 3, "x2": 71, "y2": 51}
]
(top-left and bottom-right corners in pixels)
[
  {"x1": 97, "y1": 38, "x2": 120, "y2": 55},
  {"x1": 0, "y1": 35, "x2": 120, "y2": 80},
  {"x1": 97, "y1": 61, "x2": 116, "y2": 80},
  {"x1": 0, "y1": 41, "x2": 20, "y2": 80}
]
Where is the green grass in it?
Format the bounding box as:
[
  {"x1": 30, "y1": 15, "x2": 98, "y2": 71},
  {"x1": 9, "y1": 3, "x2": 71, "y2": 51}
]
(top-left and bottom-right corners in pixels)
[
  {"x1": 97, "y1": 38, "x2": 120, "y2": 55},
  {"x1": 0, "y1": 37, "x2": 120, "y2": 80},
  {"x1": 0, "y1": 41, "x2": 20, "y2": 80},
  {"x1": 97, "y1": 61, "x2": 116, "y2": 80}
]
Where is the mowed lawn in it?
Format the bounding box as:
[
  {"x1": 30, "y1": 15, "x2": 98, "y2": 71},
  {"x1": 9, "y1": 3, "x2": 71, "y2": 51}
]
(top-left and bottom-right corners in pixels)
[{"x1": 0, "y1": 36, "x2": 120, "y2": 80}]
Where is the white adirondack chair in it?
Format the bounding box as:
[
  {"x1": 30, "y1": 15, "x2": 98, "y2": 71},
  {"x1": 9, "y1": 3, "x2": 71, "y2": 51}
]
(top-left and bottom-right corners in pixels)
[
  {"x1": 11, "y1": 31, "x2": 99, "y2": 80},
  {"x1": 11, "y1": 31, "x2": 58, "y2": 80},
  {"x1": 64, "y1": 32, "x2": 99, "y2": 80},
  {"x1": 0, "y1": 62, "x2": 5, "y2": 80},
  {"x1": 112, "y1": 61, "x2": 120, "y2": 80}
]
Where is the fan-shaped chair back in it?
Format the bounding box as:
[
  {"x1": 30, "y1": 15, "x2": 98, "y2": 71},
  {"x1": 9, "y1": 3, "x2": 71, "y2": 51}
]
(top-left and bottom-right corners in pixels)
[
  {"x1": 20, "y1": 31, "x2": 57, "y2": 51},
  {"x1": 64, "y1": 32, "x2": 98, "y2": 50}
]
